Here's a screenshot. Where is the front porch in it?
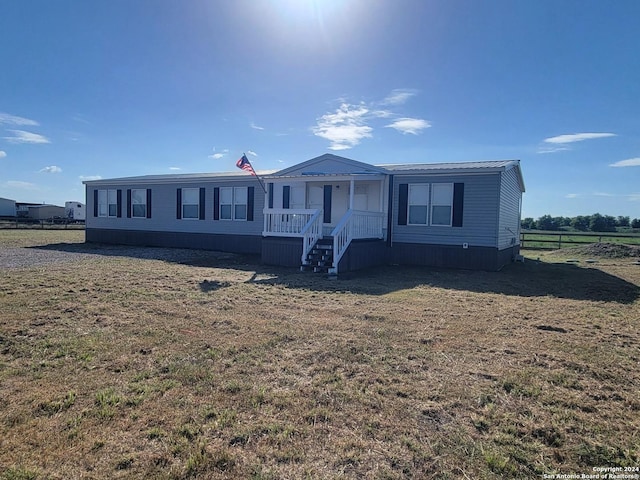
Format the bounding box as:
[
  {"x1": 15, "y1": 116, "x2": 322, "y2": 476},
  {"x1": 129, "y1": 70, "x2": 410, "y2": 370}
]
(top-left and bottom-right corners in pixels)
[
  {"x1": 262, "y1": 208, "x2": 386, "y2": 274},
  {"x1": 260, "y1": 167, "x2": 388, "y2": 274}
]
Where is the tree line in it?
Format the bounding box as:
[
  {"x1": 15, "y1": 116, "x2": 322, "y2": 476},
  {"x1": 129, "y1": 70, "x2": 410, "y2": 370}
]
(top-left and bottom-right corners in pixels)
[{"x1": 521, "y1": 214, "x2": 640, "y2": 232}]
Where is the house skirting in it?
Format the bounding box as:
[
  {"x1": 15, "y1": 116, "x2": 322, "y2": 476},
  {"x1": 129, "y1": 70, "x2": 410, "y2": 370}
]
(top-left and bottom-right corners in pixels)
[
  {"x1": 261, "y1": 237, "x2": 303, "y2": 267},
  {"x1": 85, "y1": 228, "x2": 262, "y2": 254},
  {"x1": 337, "y1": 239, "x2": 388, "y2": 272},
  {"x1": 390, "y1": 242, "x2": 519, "y2": 271},
  {"x1": 86, "y1": 229, "x2": 518, "y2": 272}
]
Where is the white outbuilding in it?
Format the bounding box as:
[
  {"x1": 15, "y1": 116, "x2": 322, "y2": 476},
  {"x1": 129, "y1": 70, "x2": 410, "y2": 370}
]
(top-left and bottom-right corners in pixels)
[
  {"x1": 65, "y1": 201, "x2": 86, "y2": 220},
  {"x1": 0, "y1": 197, "x2": 17, "y2": 217}
]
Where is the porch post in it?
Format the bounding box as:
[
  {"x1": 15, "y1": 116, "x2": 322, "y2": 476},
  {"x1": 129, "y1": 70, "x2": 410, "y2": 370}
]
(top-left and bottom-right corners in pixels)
[{"x1": 349, "y1": 179, "x2": 354, "y2": 209}]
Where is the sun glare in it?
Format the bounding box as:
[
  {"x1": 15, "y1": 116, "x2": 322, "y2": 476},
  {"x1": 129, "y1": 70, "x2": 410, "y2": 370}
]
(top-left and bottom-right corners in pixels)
[{"x1": 261, "y1": 0, "x2": 361, "y2": 52}]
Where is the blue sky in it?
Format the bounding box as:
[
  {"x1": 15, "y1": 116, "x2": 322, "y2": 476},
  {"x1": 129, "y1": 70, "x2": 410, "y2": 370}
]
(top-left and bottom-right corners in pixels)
[{"x1": 1, "y1": 0, "x2": 639, "y2": 219}]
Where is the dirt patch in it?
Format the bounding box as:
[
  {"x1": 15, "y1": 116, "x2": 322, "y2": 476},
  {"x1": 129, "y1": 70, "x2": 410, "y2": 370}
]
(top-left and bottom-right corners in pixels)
[{"x1": 556, "y1": 242, "x2": 640, "y2": 259}]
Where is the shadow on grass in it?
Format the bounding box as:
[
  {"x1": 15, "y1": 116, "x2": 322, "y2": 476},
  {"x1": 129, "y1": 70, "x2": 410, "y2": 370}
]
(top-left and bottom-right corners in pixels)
[{"x1": 30, "y1": 242, "x2": 640, "y2": 304}]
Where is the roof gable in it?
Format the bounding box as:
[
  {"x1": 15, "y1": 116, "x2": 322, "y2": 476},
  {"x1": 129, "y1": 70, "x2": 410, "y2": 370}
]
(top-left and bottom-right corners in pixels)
[{"x1": 272, "y1": 153, "x2": 387, "y2": 177}]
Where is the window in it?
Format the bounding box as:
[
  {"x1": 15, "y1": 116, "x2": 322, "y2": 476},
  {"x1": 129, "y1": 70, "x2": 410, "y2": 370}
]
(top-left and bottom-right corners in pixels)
[
  {"x1": 98, "y1": 189, "x2": 117, "y2": 217},
  {"x1": 408, "y1": 184, "x2": 429, "y2": 225},
  {"x1": 220, "y1": 187, "x2": 248, "y2": 220},
  {"x1": 182, "y1": 188, "x2": 200, "y2": 219},
  {"x1": 431, "y1": 183, "x2": 453, "y2": 226},
  {"x1": 131, "y1": 189, "x2": 147, "y2": 218}
]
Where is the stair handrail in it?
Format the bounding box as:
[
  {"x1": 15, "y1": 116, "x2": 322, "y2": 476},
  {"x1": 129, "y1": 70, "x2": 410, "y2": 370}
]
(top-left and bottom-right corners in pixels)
[
  {"x1": 329, "y1": 210, "x2": 354, "y2": 274},
  {"x1": 300, "y1": 209, "x2": 323, "y2": 266},
  {"x1": 330, "y1": 210, "x2": 385, "y2": 274}
]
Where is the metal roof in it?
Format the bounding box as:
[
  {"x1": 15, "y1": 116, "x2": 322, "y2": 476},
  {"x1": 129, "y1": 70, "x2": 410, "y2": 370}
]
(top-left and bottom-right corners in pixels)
[
  {"x1": 380, "y1": 160, "x2": 525, "y2": 192},
  {"x1": 83, "y1": 157, "x2": 524, "y2": 191},
  {"x1": 378, "y1": 160, "x2": 520, "y2": 172},
  {"x1": 83, "y1": 170, "x2": 277, "y2": 185}
]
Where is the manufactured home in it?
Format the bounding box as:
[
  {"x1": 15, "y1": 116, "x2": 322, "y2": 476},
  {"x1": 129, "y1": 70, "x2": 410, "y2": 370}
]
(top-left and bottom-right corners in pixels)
[
  {"x1": 84, "y1": 154, "x2": 525, "y2": 273},
  {"x1": 26, "y1": 204, "x2": 66, "y2": 220},
  {"x1": 0, "y1": 197, "x2": 16, "y2": 217}
]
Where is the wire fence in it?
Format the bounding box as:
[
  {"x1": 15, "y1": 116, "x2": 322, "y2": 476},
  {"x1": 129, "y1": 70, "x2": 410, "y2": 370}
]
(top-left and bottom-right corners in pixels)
[
  {"x1": 0, "y1": 218, "x2": 85, "y2": 230},
  {"x1": 520, "y1": 230, "x2": 640, "y2": 250}
]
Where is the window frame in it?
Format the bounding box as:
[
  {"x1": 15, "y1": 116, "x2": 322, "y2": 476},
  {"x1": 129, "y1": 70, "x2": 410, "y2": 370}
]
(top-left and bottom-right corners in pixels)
[
  {"x1": 131, "y1": 188, "x2": 147, "y2": 218},
  {"x1": 219, "y1": 186, "x2": 248, "y2": 221},
  {"x1": 430, "y1": 183, "x2": 454, "y2": 227},
  {"x1": 407, "y1": 183, "x2": 429, "y2": 226},
  {"x1": 97, "y1": 189, "x2": 118, "y2": 218},
  {"x1": 181, "y1": 187, "x2": 200, "y2": 220}
]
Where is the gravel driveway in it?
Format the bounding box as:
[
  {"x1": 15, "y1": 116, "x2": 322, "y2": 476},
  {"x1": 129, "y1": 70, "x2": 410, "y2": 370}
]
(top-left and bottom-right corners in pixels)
[{"x1": 0, "y1": 242, "x2": 240, "y2": 270}]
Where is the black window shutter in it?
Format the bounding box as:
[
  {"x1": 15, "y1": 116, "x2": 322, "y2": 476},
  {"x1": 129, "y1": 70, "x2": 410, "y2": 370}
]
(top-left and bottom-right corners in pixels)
[
  {"x1": 176, "y1": 188, "x2": 182, "y2": 219},
  {"x1": 398, "y1": 184, "x2": 408, "y2": 225},
  {"x1": 213, "y1": 187, "x2": 220, "y2": 220},
  {"x1": 282, "y1": 185, "x2": 290, "y2": 209},
  {"x1": 268, "y1": 183, "x2": 274, "y2": 209},
  {"x1": 93, "y1": 190, "x2": 98, "y2": 217},
  {"x1": 117, "y1": 190, "x2": 122, "y2": 218},
  {"x1": 323, "y1": 185, "x2": 332, "y2": 224},
  {"x1": 126, "y1": 189, "x2": 132, "y2": 218},
  {"x1": 199, "y1": 188, "x2": 206, "y2": 220},
  {"x1": 452, "y1": 183, "x2": 464, "y2": 227},
  {"x1": 146, "y1": 189, "x2": 152, "y2": 218},
  {"x1": 247, "y1": 186, "x2": 254, "y2": 221}
]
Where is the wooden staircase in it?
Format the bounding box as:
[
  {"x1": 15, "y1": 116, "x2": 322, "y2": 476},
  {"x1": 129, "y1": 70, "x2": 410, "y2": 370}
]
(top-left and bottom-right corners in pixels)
[{"x1": 301, "y1": 237, "x2": 334, "y2": 273}]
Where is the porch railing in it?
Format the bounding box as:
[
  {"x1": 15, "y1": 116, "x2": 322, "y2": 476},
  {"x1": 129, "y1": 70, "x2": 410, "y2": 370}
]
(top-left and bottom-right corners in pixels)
[
  {"x1": 330, "y1": 210, "x2": 385, "y2": 274},
  {"x1": 300, "y1": 209, "x2": 324, "y2": 266},
  {"x1": 263, "y1": 209, "x2": 319, "y2": 236}
]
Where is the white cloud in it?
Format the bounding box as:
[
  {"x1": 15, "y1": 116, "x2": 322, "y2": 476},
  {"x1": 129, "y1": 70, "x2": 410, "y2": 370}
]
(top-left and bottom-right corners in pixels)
[
  {"x1": 169, "y1": 166, "x2": 182, "y2": 171},
  {"x1": 370, "y1": 109, "x2": 394, "y2": 118},
  {"x1": 79, "y1": 175, "x2": 102, "y2": 181},
  {"x1": 247, "y1": 150, "x2": 258, "y2": 157},
  {"x1": 250, "y1": 122, "x2": 264, "y2": 130},
  {"x1": 72, "y1": 113, "x2": 91, "y2": 125},
  {"x1": 544, "y1": 132, "x2": 616, "y2": 144},
  {"x1": 0, "y1": 151, "x2": 6, "y2": 158},
  {"x1": 565, "y1": 191, "x2": 640, "y2": 202},
  {"x1": 312, "y1": 103, "x2": 373, "y2": 150},
  {"x1": 209, "y1": 148, "x2": 229, "y2": 159},
  {"x1": 4, "y1": 129, "x2": 50, "y2": 144},
  {"x1": 609, "y1": 157, "x2": 640, "y2": 168},
  {"x1": 313, "y1": 91, "x2": 429, "y2": 150},
  {"x1": 5, "y1": 180, "x2": 37, "y2": 190},
  {"x1": 0, "y1": 112, "x2": 39, "y2": 126},
  {"x1": 39, "y1": 165, "x2": 62, "y2": 173},
  {"x1": 385, "y1": 118, "x2": 431, "y2": 135},
  {"x1": 537, "y1": 145, "x2": 571, "y2": 154},
  {"x1": 380, "y1": 89, "x2": 417, "y2": 106}
]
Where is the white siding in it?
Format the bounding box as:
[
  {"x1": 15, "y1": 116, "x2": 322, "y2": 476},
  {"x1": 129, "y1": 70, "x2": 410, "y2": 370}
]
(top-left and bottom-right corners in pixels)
[
  {"x1": 392, "y1": 173, "x2": 501, "y2": 248},
  {"x1": 86, "y1": 181, "x2": 265, "y2": 235},
  {"x1": 498, "y1": 166, "x2": 523, "y2": 249}
]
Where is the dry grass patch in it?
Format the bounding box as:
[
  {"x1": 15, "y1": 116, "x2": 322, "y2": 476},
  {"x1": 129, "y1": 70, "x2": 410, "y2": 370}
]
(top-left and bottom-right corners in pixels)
[{"x1": 1, "y1": 231, "x2": 639, "y2": 479}]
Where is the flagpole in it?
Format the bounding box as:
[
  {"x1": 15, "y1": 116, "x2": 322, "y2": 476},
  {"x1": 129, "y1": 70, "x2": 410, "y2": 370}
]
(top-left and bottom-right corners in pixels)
[{"x1": 242, "y1": 153, "x2": 267, "y2": 194}]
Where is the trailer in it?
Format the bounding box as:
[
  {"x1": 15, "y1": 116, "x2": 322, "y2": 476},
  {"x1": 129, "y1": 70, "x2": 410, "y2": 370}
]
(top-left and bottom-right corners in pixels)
[{"x1": 65, "y1": 201, "x2": 86, "y2": 221}]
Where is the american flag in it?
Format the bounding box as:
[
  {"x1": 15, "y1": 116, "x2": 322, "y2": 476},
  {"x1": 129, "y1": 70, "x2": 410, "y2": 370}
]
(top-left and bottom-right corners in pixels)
[{"x1": 236, "y1": 154, "x2": 256, "y2": 176}]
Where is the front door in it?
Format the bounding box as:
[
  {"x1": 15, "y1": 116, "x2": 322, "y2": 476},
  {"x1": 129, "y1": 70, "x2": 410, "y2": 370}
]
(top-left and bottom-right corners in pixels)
[{"x1": 307, "y1": 182, "x2": 350, "y2": 232}]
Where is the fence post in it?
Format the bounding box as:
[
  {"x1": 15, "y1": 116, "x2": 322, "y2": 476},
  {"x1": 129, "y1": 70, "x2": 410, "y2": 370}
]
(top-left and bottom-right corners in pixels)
[{"x1": 558, "y1": 234, "x2": 562, "y2": 249}]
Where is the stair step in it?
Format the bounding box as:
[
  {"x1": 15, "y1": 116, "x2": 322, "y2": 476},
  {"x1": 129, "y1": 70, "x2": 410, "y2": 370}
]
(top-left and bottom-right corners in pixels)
[{"x1": 302, "y1": 237, "x2": 335, "y2": 273}]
